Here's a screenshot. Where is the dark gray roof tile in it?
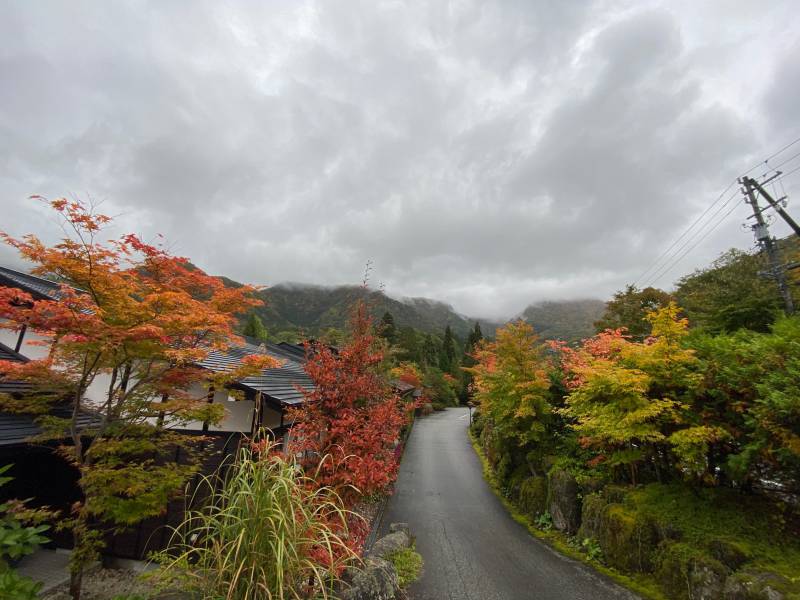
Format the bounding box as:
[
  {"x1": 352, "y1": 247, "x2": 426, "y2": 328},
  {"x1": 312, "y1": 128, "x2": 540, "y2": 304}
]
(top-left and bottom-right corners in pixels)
[
  {"x1": 0, "y1": 406, "x2": 101, "y2": 446},
  {"x1": 0, "y1": 267, "x2": 65, "y2": 300}
]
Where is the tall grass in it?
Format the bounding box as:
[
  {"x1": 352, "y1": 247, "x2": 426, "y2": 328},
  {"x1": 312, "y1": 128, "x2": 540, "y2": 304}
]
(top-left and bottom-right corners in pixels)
[{"x1": 151, "y1": 440, "x2": 358, "y2": 600}]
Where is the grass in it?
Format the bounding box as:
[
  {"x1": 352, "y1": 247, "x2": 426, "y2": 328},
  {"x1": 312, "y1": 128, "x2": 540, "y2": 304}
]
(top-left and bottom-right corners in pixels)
[
  {"x1": 387, "y1": 546, "x2": 423, "y2": 588},
  {"x1": 150, "y1": 440, "x2": 359, "y2": 600},
  {"x1": 467, "y1": 430, "x2": 666, "y2": 600}
]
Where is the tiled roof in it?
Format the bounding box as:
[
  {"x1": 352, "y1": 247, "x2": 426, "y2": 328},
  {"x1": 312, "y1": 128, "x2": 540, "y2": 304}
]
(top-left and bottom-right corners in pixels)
[
  {"x1": 0, "y1": 342, "x2": 32, "y2": 395},
  {"x1": 0, "y1": 267, "x2": 316, "y2": 407},
  {"x1": 276, "y1": 341, "x2": 307, "y2": 361},
  {"x1": 198, "y1": 342, "x2": 314, "y2": 406},
  {"x1": 392, "y1": 380, "x2": 416, "y2": 393},
  {"x1": 241, "y1": 361, "x2": 313, "y2": 406},
  {"x1": 0, "y1": 342, "x2": 26, "y2": 363},
  {"x1": 0, "y1": 406, "x2": 101, "y2": 447},
  {"x1": 0, "y1": 266, "x2": 65, "y2": 300},
  {"x1": 198, "y1": 345, "x2": 265, "y2": 372}
]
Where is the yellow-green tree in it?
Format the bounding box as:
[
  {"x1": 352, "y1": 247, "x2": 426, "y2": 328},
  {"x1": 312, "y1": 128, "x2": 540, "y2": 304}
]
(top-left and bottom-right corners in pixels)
[
  {"x1": 561, "y1": 304, "x2": 702, "y2": 483},
  {"x1": 468, "y1": 321, "x2": 552, "y2": 475}
]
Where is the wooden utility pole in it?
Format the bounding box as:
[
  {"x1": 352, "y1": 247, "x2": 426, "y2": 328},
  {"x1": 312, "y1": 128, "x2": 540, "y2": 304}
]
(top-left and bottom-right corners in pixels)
[{"x1": 740, "y1": 176, "x2": 795, "y2": 315}]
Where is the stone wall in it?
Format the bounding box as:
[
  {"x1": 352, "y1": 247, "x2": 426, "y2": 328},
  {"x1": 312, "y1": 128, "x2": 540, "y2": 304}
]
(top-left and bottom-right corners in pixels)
[{"x1": 340, "y1": 523, "x2": 413, "y2": 600}]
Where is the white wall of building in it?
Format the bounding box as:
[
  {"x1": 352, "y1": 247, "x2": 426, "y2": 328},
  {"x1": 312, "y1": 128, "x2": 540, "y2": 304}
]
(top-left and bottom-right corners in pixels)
[
  {"x1": 2, "y1": 319, "x2": 281, "y2": 436},
  {"x1": 168, "y1": 382, "x2": 256, "y2": 433},
  {"x1": 0, "y1": 319, "x2": 51, "y2": 360}
]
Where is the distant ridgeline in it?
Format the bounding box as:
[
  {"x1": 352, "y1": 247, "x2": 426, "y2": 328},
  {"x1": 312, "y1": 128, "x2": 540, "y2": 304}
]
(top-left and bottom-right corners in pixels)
[
  {"x1": 228, "y1": 282, "x2": 500, "y2": 341},
  {"x1": 518, "y1": 299, "x2": 606, "y2": 343},
  {"x1": 220, "y1": 277, "x2": 612, "y2": 348}
]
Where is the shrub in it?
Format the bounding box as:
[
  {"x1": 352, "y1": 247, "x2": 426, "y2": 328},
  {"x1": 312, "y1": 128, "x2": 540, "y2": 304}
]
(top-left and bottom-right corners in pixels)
[
  {"x1": 581, "y1": 538, "x2": 603, "y2": 562},
  {"x1": 0, "y1": 464, "x2": 51, "y2": 600},
  {"x1": 534, "y1": 511, "x2": 553, "y2": 531},
  {"x1": 387, "y1": 546, "x2": 423, "y2": 588},
  {"x1": 151, "y1": 442, "x2": 358, "y2": 600}
]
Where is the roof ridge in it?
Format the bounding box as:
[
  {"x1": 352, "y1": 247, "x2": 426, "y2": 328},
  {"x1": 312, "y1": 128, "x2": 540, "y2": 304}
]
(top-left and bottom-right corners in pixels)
[{"x1": 0, "y1": 340, "x2": 28, "y2": 363}]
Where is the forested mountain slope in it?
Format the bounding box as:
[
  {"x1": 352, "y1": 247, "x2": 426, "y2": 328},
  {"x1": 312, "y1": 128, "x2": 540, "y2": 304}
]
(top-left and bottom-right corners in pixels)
[
  {"x1": 519, "y1": 299, "x2": 606, "y2": 342},
  {"x1": 226, "y1": 278, "x2": 606, "y2": 343},
  {"x1": 248, "y1": 283, "x2": 486, "y2": 339}
]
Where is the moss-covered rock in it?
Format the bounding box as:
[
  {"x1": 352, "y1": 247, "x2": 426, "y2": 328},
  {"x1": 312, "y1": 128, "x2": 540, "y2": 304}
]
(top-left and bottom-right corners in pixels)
[
  {"x1": 723, "y1": 569, "x2": 800, "y2": 600},
  {"x1": 601, "y1": 504, "x2": 661, "y2": 573},
  {"x1": 657, "y1": 542, "x2": 729, "y2": 600},
  {"x1": 578, "y1": 491, "x2": 607, "y2": 541},
  {"x1": 548, "y1": 468, "x2": 581, "y2": 534},
  {"x1": 479, "y1": 421, "x2": 497, "y2": 467},
  {"x1": 579, "y1": 476, "x2": 606, "y2": 495},
  {"x1": 708, "y1": 539, "x2": 751, "y2": 572},
  {"x1": 519, "y1": 476, "x2": 548, "y2": 519},
  {"x1": 506, "y1": 465, "x2": 531, "y2": 501}
]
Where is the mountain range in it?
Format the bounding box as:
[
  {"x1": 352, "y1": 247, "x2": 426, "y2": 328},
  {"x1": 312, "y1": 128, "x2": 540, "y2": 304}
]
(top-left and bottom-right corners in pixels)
[{"x1": 242, "y1": 281, "x2": 605, "y2": 343}]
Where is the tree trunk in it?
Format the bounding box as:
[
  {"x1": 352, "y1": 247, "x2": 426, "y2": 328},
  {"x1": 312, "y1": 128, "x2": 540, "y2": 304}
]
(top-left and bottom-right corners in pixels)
[{"x1": 69, "y1": 568, "x2": 82, "y2": 600}]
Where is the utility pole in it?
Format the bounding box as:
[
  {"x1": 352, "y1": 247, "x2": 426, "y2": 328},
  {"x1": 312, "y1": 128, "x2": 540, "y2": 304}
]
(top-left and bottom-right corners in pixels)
[
  {"x1": 740, "y1": 176, "x2": 795, "y2": 315},
  {"x1": 743, "y1": 174, "x2": 800, "y2": 237}
]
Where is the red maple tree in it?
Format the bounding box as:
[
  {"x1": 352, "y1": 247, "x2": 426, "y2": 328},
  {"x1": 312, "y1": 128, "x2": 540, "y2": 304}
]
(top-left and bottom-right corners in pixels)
[{"x1": 287, "y1": 300, "x2": 407, "y2": 505}]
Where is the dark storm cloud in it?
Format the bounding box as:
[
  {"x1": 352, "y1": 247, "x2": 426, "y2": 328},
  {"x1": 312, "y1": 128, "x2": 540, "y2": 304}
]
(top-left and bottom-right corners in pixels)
[{"x1": 1, "y1": 0, "x2": 798, "y2": 318}]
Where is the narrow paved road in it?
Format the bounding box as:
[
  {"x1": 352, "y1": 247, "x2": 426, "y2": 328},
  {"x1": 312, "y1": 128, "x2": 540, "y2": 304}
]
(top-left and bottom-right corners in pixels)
[{"x1": 378, "y1": 407, "x2": 638, "y2": 600}]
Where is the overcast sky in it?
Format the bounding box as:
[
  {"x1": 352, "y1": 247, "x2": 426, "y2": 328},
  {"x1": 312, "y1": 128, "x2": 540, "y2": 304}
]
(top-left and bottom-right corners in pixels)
[{"x1": 2, "y1": 1, "x2": 800, "y2": 318}]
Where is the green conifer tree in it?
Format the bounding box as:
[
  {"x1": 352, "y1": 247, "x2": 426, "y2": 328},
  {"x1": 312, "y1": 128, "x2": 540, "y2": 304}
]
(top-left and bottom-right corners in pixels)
[
  {"x1": 439, "y1": 325, "x2": 456, "y2": 373},
  {"x1": 379, "y1": 311, "x2": 397, "y2": 345},
  {"x1": 242, "y1": 312, "x2": 269, "y2": 341}
]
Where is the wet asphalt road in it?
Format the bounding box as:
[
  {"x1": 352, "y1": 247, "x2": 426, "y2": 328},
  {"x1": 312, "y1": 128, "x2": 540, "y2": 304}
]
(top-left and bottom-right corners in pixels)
[{"x1": 378, "y1": 407, "x2": 639, "y2": 600}]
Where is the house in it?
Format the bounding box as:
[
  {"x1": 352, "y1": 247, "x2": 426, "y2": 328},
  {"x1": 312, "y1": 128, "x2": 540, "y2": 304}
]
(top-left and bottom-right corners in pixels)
[
  {"x1": 0, "y1": 265, "x2": 313, "y2": 439},
  {"x1": 0, "y1": 341, "x2": 88, "y2": 549},
  {"x1": 0, "y1": 266, "x2": 318, "y2": 558},
  {"x1": 177, "y1": 338, "x2": 314, "y2": 443},
  {"x1": 0, "y1": 266, "x2": 63, "y2": 360}
]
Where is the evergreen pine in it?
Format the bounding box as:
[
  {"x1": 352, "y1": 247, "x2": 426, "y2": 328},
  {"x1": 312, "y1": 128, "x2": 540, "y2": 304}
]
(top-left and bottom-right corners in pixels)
[
  {"x1": 243, "y1": 312, "x2": 269, "y2": 342},
  {"x1": 379, "y1": 311, "x2": 398, "y2": 345},
  {"x1": 439, "y1": 325, "x2": 456, "y2": 372},
  {"x1": 422, "y1": 334, "x2": 439, "y2": 367}
]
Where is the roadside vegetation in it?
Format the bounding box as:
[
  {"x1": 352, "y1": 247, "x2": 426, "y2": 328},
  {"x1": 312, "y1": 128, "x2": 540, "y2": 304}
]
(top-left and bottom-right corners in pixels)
[
  {"x1": 387, "y1": 546, "x2": 423, "y2": 588},
  {"x1": 0, "y1": 198, "x2": 419, "y2": 599},
  {"x1": 150, "y1": 440, "x2": 357, "y2": 600},
  {"x1": 468, "y1": 241, "x2": 800, "y2": 600}
]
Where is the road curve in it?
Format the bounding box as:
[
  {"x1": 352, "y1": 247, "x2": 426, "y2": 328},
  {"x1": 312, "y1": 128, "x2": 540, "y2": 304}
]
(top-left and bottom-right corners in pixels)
[{"x1": 378, "y1": 407, "x2": 639, "y2": 600}]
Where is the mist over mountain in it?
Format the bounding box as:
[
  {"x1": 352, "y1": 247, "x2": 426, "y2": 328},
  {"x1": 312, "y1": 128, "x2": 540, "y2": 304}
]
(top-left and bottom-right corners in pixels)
[
  {"x1": 241, "y1": 281, "x2": 603, "y2": 343},
  {"x1": 519, "y1": 299, "x2": 606, "y2": 343},
  {"x1": 250, "y1": 283, "x2": 494, "y2": 340}
]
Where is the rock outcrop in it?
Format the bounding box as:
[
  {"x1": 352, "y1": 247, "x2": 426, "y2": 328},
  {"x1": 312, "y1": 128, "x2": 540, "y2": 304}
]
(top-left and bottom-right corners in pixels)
[{"x1": 341, "y1": 523, "x2": 414, "y2": 600}]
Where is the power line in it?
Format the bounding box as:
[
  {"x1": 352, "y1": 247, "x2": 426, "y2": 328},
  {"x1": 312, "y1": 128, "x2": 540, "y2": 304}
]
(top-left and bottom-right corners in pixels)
[
  {"x1": 632, "y1": 179, "x2": 736, "y2": 286},
  {"x1": 633, "y1": 135, "x2": 800, "y2": 289},
  {"x1": 773, "y1": 162, "x2": 800, "y2": 183},
  {"x1": 763, "y1": 135, "x2": 800, "y2": 164},
  {"x1": 644, "y1": 194, "x2": 744, "y2": 287},
  {"x1": 767, "y1": 148, "x2": 800, "y2": 172},
  {"x1": 643, "y1": 188, "x2": 741, "y2": 286}
]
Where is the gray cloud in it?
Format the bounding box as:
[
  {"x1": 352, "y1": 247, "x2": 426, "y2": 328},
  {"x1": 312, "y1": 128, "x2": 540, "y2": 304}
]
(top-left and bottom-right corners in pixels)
[{"x1": 1, "y1": 0, "x2": 799, "y2": 318}]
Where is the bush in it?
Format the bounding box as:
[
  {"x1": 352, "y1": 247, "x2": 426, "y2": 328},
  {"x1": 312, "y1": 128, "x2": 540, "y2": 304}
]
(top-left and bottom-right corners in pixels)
[
  {"x1": 387, "y1": 546, "x2": 423, "y2": 588},
  {"x1": 581, "y1": 538, "x2": 603, "y2": 562},
  {"x1": 152, "y1": 441, "x2": 358, "y2": 600},
  {"x1": 0, "y1": 464, "x2": 51, "y2": 600}
]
